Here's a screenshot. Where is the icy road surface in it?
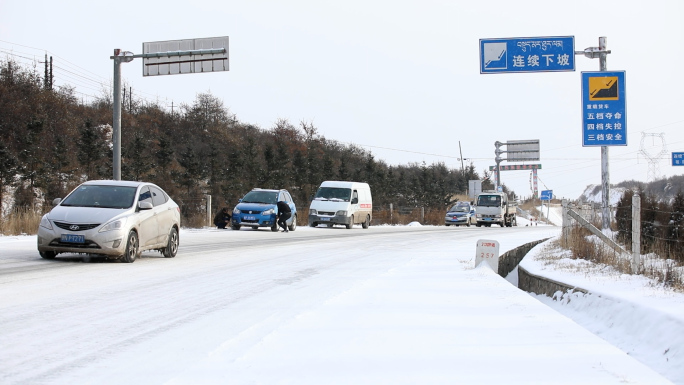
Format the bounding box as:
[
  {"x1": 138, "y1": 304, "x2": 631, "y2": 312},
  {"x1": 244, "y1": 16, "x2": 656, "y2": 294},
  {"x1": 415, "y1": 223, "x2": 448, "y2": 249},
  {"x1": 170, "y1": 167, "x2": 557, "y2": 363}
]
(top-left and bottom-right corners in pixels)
[{"x1": 0, "y1": 225, "x2": 673, "y2": 384}]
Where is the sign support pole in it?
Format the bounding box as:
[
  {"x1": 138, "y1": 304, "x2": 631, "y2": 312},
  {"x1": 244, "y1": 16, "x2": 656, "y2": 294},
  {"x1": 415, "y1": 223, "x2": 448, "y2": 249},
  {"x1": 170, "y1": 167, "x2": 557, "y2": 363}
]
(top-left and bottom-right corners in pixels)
[
  {"x1": 112, "y1": 49, "x2": 123, "y2": 180},
  {"x1": 599, "y1": 37, "x2": 610, "y2": 230},
  {"x1": 576, "y1": 37, "x2": 612, "y2": 230}
]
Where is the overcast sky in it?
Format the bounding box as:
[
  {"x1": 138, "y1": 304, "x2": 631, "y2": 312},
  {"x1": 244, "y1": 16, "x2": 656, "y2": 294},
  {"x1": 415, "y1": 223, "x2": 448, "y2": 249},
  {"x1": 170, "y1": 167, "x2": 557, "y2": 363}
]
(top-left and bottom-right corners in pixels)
[{"x1": 2, "y1": 0, "x2": 683, "y2": 199}]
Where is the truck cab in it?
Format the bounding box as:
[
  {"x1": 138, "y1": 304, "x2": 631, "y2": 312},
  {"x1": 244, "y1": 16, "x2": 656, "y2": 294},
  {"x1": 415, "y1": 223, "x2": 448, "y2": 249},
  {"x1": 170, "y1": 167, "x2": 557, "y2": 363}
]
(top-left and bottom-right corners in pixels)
[{"x1": 475, "y1": 191, "x2": 517, "y2": 227}]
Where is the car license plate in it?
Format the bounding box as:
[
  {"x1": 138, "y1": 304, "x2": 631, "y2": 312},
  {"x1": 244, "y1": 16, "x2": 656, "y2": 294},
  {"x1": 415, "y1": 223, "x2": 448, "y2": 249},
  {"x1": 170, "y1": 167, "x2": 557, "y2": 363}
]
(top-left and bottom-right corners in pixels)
[
  {"x1": 61, "y1": 234, "x2": 85, "y2": 243},
  {"x1": 321, "y1": 217, "x2": 330, "y2": 221},
  {"x1": 244, "y1": 216, "x2": 256, "y2": 221}
]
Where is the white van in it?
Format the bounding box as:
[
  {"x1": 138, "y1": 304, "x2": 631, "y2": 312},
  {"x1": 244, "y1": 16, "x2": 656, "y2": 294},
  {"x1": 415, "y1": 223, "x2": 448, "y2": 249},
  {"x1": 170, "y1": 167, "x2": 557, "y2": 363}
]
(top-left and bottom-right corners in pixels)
[{"x1": 308, "y1": 181, "x2": 372, "y2": 229}]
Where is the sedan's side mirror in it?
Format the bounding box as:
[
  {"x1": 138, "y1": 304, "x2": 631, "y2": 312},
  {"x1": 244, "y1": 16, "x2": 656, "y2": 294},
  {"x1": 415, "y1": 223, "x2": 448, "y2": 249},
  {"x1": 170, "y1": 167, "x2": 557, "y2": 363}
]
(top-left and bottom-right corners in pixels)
[
  {"x1": 138, "y1": 201, "x2": 154, "y2": 210},
  {"x1": 52, "y1": 198, "x2": 62, "y2": 206}
]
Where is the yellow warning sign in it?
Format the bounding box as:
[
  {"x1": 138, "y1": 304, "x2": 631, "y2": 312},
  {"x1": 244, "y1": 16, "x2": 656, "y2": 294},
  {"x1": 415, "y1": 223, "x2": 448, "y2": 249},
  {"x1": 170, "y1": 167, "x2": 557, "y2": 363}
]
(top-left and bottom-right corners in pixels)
[{"x1": 588, "y1": 76, "x2": 619, "y2": 101}]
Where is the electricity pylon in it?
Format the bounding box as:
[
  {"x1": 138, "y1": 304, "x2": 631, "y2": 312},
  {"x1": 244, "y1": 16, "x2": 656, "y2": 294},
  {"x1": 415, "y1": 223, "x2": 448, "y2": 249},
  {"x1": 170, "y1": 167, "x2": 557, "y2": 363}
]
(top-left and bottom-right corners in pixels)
[{"x1": 639, "y1": 133, "x2": 667, "y2": 182}]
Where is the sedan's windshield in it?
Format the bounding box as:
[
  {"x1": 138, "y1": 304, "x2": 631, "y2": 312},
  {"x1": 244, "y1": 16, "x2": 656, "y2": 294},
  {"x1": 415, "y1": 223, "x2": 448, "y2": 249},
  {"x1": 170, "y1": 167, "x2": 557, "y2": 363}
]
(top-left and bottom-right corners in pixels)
[
  {"x1": 314, "y1": 187, "x2": 351, "y2": 202},
  {"x1": 242, "y1": 191, "x2": 278, "y2": 204},
  {"x1": 61, "y1": 185, "x2": 137, "y2": 209},
  {"x1": 449, "y1": 205, "x2": 469, "y2": 213}
]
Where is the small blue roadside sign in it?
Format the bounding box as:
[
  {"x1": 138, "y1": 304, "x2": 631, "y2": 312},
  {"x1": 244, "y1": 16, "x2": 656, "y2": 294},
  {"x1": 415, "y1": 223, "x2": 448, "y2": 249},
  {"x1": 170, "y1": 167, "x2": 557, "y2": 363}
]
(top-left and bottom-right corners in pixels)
[
  {"x1": 581, "y1": 71, "x2": 627, "y2": 147},
  {"x1": 673, "y1": 152, "x2": 684, "y2": 166},
  {"x1": 479, "y1": 36, "x2": 575, "y2": 74},
  {"x1": 540, "y1": 190, "x2": 553, "y2": 201}
]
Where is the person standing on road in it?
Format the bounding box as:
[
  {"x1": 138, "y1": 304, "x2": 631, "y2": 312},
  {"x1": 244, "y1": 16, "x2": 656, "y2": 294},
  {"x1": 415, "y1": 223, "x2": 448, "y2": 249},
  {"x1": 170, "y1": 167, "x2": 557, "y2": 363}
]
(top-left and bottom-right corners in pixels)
[{"x1": 276, "y1": 200, "x2": 292, "y2": 232}]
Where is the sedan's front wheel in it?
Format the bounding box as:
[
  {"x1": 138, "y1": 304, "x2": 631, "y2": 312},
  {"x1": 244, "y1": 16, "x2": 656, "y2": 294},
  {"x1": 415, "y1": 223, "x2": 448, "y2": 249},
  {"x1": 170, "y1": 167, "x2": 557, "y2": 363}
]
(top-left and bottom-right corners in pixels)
[
  {"x1": 121, "y1": 231, "x2": 139, "y2": 263},
  {"x1": 162, "y1": 227, "x2": 179, "y2": 258}
]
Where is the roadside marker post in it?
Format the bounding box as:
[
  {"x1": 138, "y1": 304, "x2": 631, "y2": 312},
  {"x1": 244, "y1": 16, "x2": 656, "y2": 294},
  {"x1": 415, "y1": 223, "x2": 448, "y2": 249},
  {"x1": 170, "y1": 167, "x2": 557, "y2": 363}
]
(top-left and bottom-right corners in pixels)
[{"x1": 475, "y1": 239, "x2": 500, "y2": 272}]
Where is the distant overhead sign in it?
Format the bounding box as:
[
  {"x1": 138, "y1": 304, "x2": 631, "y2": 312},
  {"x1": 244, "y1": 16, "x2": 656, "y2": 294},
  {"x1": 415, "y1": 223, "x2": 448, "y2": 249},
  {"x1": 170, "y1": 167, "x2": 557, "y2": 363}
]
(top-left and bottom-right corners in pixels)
[
  {"x1": 506, "y1": 140, "x2": 540, "y2": 161},
  {"x1": 489, "y1": 164, "x2": 541, "y2": 171},
  {"x1": 143, "y1": 36, "x2": 229, "y2": 76},
  {"x1": 581, "y1": 71, "x2": 627, "y2": 146},
  {"x1": 673, "y1": 152, "x2": 684, "y2": 166},
  {"x1": 479, "y1": 36, "x2": 575, "y2": 74}
]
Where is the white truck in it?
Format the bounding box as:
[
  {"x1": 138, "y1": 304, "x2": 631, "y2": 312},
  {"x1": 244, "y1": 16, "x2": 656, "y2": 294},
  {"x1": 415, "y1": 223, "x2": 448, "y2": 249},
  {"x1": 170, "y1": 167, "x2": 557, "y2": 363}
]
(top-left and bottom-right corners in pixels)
[{"x1": 474, "y1": 191, "x2": 517, "y2": 227}]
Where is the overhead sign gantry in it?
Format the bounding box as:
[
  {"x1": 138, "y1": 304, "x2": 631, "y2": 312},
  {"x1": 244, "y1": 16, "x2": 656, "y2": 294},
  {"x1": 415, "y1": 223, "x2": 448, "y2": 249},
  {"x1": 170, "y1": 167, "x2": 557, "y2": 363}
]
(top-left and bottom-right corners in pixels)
[{"x1": 109, "y1": 37, "x2": 229, "y2": 180}]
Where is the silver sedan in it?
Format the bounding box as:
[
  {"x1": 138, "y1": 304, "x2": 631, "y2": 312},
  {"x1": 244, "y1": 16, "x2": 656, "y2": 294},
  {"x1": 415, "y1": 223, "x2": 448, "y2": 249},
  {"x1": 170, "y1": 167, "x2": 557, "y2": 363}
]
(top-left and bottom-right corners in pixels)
[{"x1": 37, "y1": 180, "x2": 180, "y2": 263}]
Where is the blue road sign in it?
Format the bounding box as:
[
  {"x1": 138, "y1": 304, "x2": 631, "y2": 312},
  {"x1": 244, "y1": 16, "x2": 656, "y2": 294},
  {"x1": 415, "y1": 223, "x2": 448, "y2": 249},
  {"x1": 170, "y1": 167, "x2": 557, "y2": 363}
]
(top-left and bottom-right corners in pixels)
[
  {"x1": 581, "y1": 71, "x2": 627, "y2": 147},
  {"x1": 673, "y1": 152, "x2": 684, "y2": 166},
  {"x1": 479, "y1": 36, "x2": 575, "y2": 74},
  {"x1": 540, "y1": 190, "x2": 553, "y2": 201}
]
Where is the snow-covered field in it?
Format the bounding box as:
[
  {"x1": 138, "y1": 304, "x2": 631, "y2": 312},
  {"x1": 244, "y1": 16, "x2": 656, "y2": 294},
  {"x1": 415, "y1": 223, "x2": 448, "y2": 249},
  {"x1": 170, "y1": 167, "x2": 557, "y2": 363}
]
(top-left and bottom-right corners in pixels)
[{"x1": 1, "y1": 223, "x2": 681, "y2": 384}]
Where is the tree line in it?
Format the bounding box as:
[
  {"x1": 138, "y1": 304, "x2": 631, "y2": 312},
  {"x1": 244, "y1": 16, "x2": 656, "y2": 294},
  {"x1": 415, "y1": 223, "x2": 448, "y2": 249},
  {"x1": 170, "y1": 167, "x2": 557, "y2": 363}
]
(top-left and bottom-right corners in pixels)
[{"x1": 0, "y1": 57, "x2": 485, "y2": 224}]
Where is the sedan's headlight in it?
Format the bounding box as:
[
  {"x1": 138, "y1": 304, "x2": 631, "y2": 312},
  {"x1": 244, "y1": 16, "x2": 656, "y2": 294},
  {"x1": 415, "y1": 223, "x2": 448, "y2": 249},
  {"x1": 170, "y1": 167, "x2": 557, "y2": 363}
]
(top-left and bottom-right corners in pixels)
[
  {"x1": 100, "y1": 217, "x2": 127, "y2": 233},
  {"x1": 309, "y1": 209, "x2": 317, "y2": 215},
  {"x1": 39, "y1": 215, "x2": 53, "y2": 230},
  {"x1": 233, "y1": 208, "x2": 240, "y2": 214},
  {"x1": 262, "y1": 208, "x2": 275, "y2": 216},
  {"x1": 336, "y1": 210, "x2": 347, "y2": 216}
]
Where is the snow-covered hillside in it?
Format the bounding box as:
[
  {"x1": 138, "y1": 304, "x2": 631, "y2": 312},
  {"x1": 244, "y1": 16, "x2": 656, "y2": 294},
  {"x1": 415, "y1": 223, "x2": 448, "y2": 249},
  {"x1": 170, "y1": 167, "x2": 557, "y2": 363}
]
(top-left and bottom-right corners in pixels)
[{"x1": 578, "y1": 184, "x2": 627, "y2": 205}]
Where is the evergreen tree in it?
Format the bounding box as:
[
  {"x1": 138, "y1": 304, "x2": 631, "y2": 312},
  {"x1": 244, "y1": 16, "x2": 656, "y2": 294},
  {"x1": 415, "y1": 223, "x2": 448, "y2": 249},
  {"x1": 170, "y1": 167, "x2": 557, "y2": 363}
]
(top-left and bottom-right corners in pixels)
[
  {"x1": 292, "y1": 149, "x2": 307, "y2": 200},
  {"x1": 667, "y1": 191, "x2": 684, "y2": 262},
  {"x1": 153, "y1": 135, "x2": 175, "y2": 182},
  {"x1": 77, "y1": 120, "x2": 109, "y2": 180},
  {"x1": 338, "y1": 158, "x2": 349, "y2": 181},
  {"x1": 0, "y1": 142, "x2": 18, "y2": 214},
  {"x1": 18, "y1": 119, "x2": 45, "y2": 191},
  {"x1": 174, "y1": 145, "x2": 204, "y2": 195},
  {"x1": 41, "y1": 135, "x2": 73, "y2": 201},
  {"x1": 615, "y1": 189, "x2": 635, "y2": 247},
  {"x1": 322, "y1": 154, "x2": 335, "y2": 181},
  {"x1": 122, "y1": 131, "x2": 151, "y2": 181}
]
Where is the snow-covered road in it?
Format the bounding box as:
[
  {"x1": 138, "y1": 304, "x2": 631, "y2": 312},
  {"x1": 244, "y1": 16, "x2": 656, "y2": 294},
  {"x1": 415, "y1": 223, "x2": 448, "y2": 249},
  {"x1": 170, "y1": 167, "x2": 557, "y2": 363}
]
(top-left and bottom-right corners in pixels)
[{"x1": 0, "y1": 225, "x2": 673, "y2": 384}]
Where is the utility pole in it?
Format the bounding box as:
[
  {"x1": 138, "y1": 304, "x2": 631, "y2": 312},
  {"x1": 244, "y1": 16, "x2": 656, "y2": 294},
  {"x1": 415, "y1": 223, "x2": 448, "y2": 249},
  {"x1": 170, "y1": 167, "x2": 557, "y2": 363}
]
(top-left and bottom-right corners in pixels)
[{"x1": 459, "y1": 141, "x2": 466, "y2": 196}]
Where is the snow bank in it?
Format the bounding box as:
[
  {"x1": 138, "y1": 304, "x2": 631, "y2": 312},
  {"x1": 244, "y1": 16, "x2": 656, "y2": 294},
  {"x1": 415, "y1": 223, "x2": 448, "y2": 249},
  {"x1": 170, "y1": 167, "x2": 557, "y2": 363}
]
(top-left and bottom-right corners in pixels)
[{"x1": 520, "y1": 237, "x2": 684, "y2": 384}]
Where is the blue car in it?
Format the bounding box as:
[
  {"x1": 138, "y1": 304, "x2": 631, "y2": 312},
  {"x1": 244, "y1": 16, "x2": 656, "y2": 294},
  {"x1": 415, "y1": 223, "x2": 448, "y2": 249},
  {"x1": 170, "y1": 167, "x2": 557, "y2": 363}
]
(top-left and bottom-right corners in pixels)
[
  {"x1": 231, "y1": 189, "x2": 297, "y2": 231},
  {"x1": 445, "y1": 201, "x2": 474, "y2": 227}
]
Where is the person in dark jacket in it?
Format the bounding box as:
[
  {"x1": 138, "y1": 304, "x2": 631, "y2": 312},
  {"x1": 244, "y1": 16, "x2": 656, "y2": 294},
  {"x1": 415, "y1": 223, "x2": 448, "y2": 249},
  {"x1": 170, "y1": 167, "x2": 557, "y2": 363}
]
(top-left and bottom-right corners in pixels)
[
  {"x1": 213, "y1": 207, "x2": 231, "y2": 229},
  {"x1": 276, "y1": 201, "x2": 292, "y2": 232}
]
